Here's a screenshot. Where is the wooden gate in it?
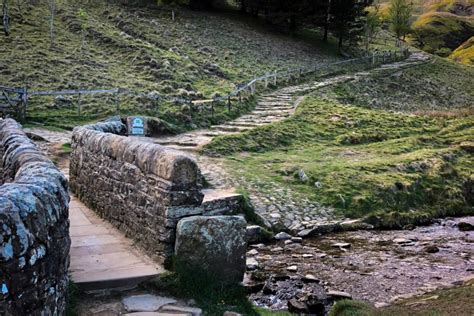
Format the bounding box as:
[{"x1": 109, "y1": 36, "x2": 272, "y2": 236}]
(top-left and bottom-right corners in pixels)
[{"x1": 0, "y1": 86, "x2": 28, "y2": 122}]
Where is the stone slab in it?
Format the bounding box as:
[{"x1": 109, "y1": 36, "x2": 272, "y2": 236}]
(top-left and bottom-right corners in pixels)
[{"x1": 123, "y1": 294, "x2": 177, "y2": 312}]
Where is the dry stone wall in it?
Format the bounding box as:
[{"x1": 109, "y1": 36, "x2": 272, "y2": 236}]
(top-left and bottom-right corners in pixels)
[
  {"x1": 69, "y1": 120, "x2": 206, "y2": 262},
  {"x1": 0, "y1": 119, "x2": 70, "y2": 315}
]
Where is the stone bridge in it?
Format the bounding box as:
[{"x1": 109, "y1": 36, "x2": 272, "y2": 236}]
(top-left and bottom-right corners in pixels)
[
  {"x1": 1, "y1": 118, "x2": 248, "y2": 314},
  {"x1": 69, "y1": 119, "x2": 246, "y2": 266}
]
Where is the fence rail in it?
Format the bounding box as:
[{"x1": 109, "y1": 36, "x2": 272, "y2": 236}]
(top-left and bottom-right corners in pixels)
[{"x1": 0, "y1": 48, "x2": 410, "y2": 122}]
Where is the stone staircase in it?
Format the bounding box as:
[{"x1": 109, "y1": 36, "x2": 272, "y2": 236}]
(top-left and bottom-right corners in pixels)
[
  {"x1": 150, "y1": 88, "x2": 303, "y2": 152},
  {"x1": 147, "y1": 52, "x2": 433, "y2": 231}
]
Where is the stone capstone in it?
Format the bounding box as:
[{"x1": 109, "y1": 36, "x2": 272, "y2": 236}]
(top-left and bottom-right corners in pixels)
[{"x1": 175, "y1": 216, "x2": 247, "y2": 283}]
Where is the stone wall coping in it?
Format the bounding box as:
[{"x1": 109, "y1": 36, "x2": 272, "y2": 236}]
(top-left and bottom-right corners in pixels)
[{"x1": 72, "y1": 120, "x2": 202, "y2": 188}]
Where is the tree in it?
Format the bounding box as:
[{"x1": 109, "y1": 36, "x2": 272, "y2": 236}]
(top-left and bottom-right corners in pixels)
[
  {"x1": 388, "y1": 0, "x2": 412, "y2": 46},
  {"x1": 330, "y1": 0, "x2": 371, "y2": 53},
  {"x1": 365, "y1": 0, "x2": 382, "y2": 51}
]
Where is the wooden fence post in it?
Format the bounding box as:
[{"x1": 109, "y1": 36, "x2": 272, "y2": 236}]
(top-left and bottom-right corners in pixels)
[
  {"x1": 211, "y1": 101, "x2": 214, "y2": 117},
  {"x1": 21, "y1": 86, "x2": 28, "y2": 122},
  {"x1": 115, "y1": 91, "x2": 120, "y2": 114},
  {"x1": 77, "y1": 93, "x2": 82, "y2": 116},
  {"x1": 273, "y1": 71, "x2": 277, "y2": 86}
]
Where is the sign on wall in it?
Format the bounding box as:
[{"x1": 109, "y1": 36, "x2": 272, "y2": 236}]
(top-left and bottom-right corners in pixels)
[{"x1": 127, "y1": 116, "x2": 146, "y2": 136}]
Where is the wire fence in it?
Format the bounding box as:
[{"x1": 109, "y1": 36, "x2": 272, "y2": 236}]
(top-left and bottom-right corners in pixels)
[{"x1": 1, "y1": 48, "x2": 410, "y2": 122}]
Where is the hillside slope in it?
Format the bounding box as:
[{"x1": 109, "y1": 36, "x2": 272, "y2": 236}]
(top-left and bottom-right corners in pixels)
[
  {"x1": 204, "y1": 56, "x2": 474, "y2": 227},
  {"x1": 380, "y1": 0, "x2": 474, "y2": 63},
  {"x1": 0, "y1": 1, "x2": 339, "y2": 129}
]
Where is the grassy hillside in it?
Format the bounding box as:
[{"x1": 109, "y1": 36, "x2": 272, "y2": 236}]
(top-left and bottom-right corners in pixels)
[
  {"x1": 0, "y1": 0, "x2": 339, "y2": 130},
  {"x1": 204, "y1": 59, "x2": 474, "y2": 228},
  {"x1": 318, "y1": 56, "x2": 474, "y2": 112},
  {"x1": 379, "y1": 0, "x2": 474, "y2": 63},
  {"x1": 412, "y1": 11, "x2": 473, "y2": 56},
  {"x1": 449, "y1": 36, "x2": 474, "y2": 64}
]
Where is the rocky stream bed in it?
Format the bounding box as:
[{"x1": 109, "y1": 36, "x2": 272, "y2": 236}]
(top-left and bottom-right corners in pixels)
[{"x1": 244, "y1": 217, "x2": 474, "y2": 314}]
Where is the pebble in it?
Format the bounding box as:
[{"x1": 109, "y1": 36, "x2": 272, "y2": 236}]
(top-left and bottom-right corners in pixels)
[
  {"x1": 423, "y1": 245, "x2": 440, "y2": 253},
  {"x1": 302, "y1": 274, "x2": 319, "y2": 283},
  {"x1": 393, "y1": 238, "x2": 411, "y2": 244},
  {"x1": 458, "y1": 222, "x2": 474, "y2": 231},
  {"x1": 327, "y1": 290, "x2": 352, "y2": 300},
  {"x1": 287, "y1": 265, "x2": 298, "y2": 272},
  {"x1": 332, "y1": 242, "x2": 351, "y2": 249},
  {"x1": 275, "y1": 232, "x2": 293, "y2": 240},
  {"x1": 302, "y1": 254, "x2": 314, "y2": 258},
  {"x1": 247, "y1": 249, "x2": 259, "y2": 256},
  {"x1": 291, "y1": 237, "x2": 303, "y2": 243},
  {"x1": 246, "y1": 258, "x2": 259, "y2": 271}
]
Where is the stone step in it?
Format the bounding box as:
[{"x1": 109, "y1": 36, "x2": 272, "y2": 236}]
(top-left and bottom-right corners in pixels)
[
  {"x1": 255, "y1": 106, "x2": 294, "y2": 111},
  {"x1": 257, "y1": 102, "x2": 292, "y2": 107},
  {"x1": 211, "y1": 125, "x2": 252, "y2": 132},
  {"x1": 252, "y1": 110, "x2": 291, "y2": 117},
  {"x1": 226, "y1": 121, "x2": 267, "y2": 127},
  {"x1": 236, "y1": 117, "x2": 274, "y2": 123},
  {"x1": 259, "y1": 97, "x2": 293, "y2": 102},
  {"x1": 201, "y1": 189, "x2": 243, "y2": 216},
  {"x1": 201, "y1": 130, "x2": 234, "y2": 137}
]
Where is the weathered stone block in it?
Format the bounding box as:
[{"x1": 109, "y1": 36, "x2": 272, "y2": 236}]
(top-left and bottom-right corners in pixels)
[{"x1": 175, "y1": 216, "x2": 247, "y2": 283}]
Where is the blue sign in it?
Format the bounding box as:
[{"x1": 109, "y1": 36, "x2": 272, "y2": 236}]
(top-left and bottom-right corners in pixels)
[{"x1": 129, "y1": 117, "x2": 145, "y2": 135}]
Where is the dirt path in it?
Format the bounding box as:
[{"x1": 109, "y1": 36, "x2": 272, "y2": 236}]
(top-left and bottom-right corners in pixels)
[
  {"x1": 146, "y1": 52, "x2": 432, "y2": 231},
  {"x1": 24, "y1": 53, "x2": 431, "y2": 233}
]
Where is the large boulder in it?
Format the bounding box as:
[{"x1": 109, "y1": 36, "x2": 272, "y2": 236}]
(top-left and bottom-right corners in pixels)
[{"x1": 175, "y1": 216, "x2": 247, "y2": 283}]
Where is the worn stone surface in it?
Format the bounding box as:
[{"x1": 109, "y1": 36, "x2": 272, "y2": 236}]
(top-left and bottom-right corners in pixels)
[
  {"x1": 123, "y1": 294, "x2": 177, "y2": 312},
  {"x1": 175, "y1": 216, "x2": 247, "y2": 283},
  {"x1": 248, "y1": 216, "x2": 474, "y2": 309},
  {"x1": 69, "y1": 119, "x2": 205, "y2": 262},
  {"x1": 0, "y1": 119, "x2": 70, "y2": 315}
]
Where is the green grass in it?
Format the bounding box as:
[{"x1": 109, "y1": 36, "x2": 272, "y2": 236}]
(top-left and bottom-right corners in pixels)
[
  {"x1": 449, "y1": 36, "x2": 474, "y2": 65},
  {"x1": 319, "y1": 56, "x2": 474, "y2": 113},
  {"x1": 412, "y1": 11, "x2": 473, "y2": 56},
  {"x1": 0, "y1": 0, "x2": 339, "y2": 130},
  {"x1": 204, "y1": 96, "x2": 473, "y2": 227},
  {"x1": 148, "y1": 269, "x2": 290, "y2": 316},
  {"x1": 66, "y1": 281, "x2": 79, "y2": 316},
  {"x1": 330, "y1": 283, "x2": 474, "y2": 316}
]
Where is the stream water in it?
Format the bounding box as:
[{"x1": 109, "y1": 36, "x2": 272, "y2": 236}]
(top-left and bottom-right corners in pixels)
[{"x1": 246, "y1": 216, "x2": 474, "y2": 312}]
